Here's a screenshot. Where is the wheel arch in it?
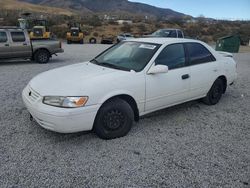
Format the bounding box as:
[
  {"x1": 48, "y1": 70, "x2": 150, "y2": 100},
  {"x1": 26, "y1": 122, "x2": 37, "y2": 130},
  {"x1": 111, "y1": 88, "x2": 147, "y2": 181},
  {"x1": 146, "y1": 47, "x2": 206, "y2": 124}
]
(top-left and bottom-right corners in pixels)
[
  {"x1": 97, "y1": 94, "x2": 140, "y2": 122},
  {"x1": 33, "y1": 48, "x2": 51, "y2": 58},
  {"x1": 217, "y1": 75, "x2": 227, "y2": 93}
]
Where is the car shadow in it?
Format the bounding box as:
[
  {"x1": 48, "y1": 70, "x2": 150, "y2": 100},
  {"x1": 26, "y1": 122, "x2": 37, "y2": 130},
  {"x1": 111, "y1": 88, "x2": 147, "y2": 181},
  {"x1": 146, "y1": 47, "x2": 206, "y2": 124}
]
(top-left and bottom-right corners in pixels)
[
  {"x1": 29, "y1": 100, "x2": 205, "y2": 143},
  {"x1": 0, "y1": 58, "x2": 67, "y2": 66},
  {"x1": 0, "y1": 59, "x2": 31, "y2": 65}
]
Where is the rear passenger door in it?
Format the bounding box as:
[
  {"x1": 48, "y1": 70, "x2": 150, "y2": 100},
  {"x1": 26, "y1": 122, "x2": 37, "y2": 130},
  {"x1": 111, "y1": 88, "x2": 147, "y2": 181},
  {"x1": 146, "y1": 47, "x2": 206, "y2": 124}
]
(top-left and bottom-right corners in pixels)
[
  {"x1": 9, "y1": 31, "x2": 32, "y2": 58},
  {"x1": 185, "y1": 42, "x2": 219, "y2": 98},
  {"x1": 0, "y1": 30, "x2": 10, "y2": 59}
]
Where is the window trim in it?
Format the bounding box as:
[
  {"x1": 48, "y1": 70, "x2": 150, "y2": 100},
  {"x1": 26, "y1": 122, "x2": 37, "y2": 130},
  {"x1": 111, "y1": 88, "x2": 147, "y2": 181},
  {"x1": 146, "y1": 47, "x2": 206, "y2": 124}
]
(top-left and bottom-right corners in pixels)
[
  {"x1": 155, "y1": 43, "x2": 188, "y2": 70},
  {"x1": 0, "y1": 31, "x2": 8, "y2": 43},
  {"x1": 10, "y1": 31, "x2": 26, "y2": 42},
  {"x1": 184, "y1": 42, "x2": 216, "y2": 66}
]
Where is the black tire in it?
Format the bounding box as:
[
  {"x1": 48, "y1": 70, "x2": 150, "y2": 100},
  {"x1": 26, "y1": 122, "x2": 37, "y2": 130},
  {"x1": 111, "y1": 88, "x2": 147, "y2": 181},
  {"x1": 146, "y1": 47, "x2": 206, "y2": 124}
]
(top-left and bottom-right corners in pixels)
[
  {"x1": 80, "y1": 39, "x2": 84, "y2": 44},
  {"x1": 34, "y1": 49, "x2": 50, "y2": 64},
  {"x1": 89, "y1": 37, "x2": 97, "y2": 44},
  {"x1": 203, "y1": 78, "x2": 224, "y2": 105},
  {"x1": 67, "y1": 40, "x2": 71, "y2": 44},
  {"x1": 94, "y1": 98, "x2": 134, "y2": 139}
]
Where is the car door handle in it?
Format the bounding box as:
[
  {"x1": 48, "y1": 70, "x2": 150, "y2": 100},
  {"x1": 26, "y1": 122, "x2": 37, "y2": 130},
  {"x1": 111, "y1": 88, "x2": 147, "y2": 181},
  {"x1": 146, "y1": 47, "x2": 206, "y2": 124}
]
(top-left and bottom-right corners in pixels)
[
  {"x1": 5, "y1": 44, "x2": 9, "y2": 47},
  {"x1": 23, "y1": 43, "x2": 27, "y2": 46},
  {"x1": 182, "y1": 74, "x2": 190, "y2": 80}
]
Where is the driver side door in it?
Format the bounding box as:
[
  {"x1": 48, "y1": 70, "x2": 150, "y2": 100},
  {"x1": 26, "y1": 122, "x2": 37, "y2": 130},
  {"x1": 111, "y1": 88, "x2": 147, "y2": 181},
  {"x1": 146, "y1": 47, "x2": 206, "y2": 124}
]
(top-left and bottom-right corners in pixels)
[{"x1": 145, "y1": 43, "x2": 190, "y2": 112}]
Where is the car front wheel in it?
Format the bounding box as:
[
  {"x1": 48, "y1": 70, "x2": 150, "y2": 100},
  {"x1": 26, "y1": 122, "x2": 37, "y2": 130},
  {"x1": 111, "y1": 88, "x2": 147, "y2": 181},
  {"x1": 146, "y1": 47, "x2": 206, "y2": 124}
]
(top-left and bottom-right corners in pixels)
[
  {"x1": 94, "y1": 98, "x2": 134, "y2": 139},
  {"x1": 203, "y1": 78, "x2": 224, "y2": 105}
]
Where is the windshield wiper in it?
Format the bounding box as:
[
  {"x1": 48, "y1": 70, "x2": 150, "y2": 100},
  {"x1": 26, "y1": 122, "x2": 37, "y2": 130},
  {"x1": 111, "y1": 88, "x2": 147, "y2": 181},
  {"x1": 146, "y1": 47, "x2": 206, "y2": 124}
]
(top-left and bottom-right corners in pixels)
[
  {"x1": 90, "y1": 58, "x2": 99, "y2": 64},
  {"x1": 101, "y1": 62, "x2": 131, "y2": 71},
  {"x1": 91, "y1": 60, "x2": 130, "y2": 71}
]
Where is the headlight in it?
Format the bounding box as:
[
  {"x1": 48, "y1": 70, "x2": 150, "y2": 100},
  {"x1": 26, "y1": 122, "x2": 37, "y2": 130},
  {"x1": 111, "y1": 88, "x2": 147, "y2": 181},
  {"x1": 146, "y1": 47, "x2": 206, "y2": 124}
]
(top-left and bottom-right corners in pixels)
[{"x1": 43, "y1": 96, "x2": 88, "y2": 108}]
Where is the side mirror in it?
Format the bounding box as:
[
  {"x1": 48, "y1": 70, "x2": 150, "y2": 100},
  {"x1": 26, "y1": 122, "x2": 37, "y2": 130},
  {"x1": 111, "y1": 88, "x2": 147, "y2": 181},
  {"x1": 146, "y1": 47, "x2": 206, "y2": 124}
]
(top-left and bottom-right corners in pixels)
[{"x1": 148, "y1": 64, "x2": 169, "y2": 74}]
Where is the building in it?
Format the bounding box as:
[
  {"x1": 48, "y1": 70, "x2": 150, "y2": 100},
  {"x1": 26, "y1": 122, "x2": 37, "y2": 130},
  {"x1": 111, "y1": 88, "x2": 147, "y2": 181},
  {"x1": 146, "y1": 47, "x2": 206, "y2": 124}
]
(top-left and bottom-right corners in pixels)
[{"x1": 116, "y1": 20, "x2": 133, "y2": 25}]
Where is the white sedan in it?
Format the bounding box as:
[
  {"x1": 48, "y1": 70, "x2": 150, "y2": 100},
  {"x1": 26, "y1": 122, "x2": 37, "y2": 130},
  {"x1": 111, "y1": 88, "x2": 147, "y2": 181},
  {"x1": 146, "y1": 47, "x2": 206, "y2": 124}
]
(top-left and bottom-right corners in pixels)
[{"x1": 22, "y1": 38, "x2": 237, "y2": 139}]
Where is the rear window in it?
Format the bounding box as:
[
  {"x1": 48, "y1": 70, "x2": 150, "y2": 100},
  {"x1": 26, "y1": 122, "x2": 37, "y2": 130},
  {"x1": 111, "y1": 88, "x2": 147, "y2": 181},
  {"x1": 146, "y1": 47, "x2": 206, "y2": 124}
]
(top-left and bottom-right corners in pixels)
[
  {"x1": 186, "y1": 43, "x2": 216, "y2": 65},
  {"x1": 0, "y1": 32, "x2": 7, "y2": 43},
  {"x1": 168, "y1": 30, "x2": 177, "y2": 38},
  {"x1": 177, "y1": 30, "x2": 183, "y2": 38},
  {"x1": 11, "y1": 32, "x2": 26, "y2": 42}
]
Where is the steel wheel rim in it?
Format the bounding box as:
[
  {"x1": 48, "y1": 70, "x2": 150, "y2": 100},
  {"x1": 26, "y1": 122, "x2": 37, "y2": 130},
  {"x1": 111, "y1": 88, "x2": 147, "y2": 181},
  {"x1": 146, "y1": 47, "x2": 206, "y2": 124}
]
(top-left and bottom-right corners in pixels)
[
  {"x1": 39, "y1": 53, "x2": 48, "y2": 62},
  {"x1": 103, "y1": 109, "x2": 125, "y2": 131}
]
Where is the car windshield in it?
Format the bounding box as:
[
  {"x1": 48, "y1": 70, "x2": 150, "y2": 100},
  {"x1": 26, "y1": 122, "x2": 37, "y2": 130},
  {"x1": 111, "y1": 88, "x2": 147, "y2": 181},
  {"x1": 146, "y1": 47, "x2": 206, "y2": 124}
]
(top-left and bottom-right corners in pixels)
[
  {"x1": 91, "y1": 41, "x2": 160, "y2": 72},
  {"x1": 152, "y1": 29, "x2": 172, "y2": 37},
  {"x1": 125, "y1": 34, "x2": 132, "y2": 37}
]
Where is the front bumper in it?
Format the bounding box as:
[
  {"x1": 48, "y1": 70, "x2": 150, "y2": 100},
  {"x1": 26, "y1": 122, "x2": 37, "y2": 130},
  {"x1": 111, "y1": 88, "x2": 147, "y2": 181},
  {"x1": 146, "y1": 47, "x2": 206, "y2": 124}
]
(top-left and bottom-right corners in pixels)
[
  {"x1": 68, "y1": 37, "x2": 82, "y2": 42},
  {"x1": 22, "y1": 85, "x2": 100, "y2": 133}
]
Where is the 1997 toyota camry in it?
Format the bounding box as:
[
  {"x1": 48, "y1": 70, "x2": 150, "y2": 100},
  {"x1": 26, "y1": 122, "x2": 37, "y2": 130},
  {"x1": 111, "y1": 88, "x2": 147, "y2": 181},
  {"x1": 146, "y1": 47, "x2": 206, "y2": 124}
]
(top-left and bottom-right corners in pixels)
[{"x1": 22, "y1": 38, "x2": 237, "y2": 139}]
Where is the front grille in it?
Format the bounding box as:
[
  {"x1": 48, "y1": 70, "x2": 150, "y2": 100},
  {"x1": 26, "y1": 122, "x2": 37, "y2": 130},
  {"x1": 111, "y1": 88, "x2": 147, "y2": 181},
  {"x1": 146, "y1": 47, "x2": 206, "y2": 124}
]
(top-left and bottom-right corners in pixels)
[
  {"x1": 26, "y1": 86, "x2": 41, "y2": 103},
  {"x1": 71, "y1": 30, "x2": 79, "y2": 37}
]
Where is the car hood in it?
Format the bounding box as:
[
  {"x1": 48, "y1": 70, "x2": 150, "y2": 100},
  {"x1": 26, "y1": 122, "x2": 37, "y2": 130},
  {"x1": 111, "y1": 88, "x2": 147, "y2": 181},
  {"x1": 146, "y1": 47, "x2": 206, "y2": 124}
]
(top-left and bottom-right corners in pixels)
[{"x1": 29, "y1": 62, "x2": 121, "y2": 96}]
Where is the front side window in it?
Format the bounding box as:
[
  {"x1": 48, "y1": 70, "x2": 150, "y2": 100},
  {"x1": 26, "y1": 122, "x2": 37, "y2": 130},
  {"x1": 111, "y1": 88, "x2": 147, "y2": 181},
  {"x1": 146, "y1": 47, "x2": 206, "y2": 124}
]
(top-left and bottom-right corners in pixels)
[
  {"x1": 11, "y1": 32, "x2": 25, "y2": 42},
  {"x1": 155, "y1": 43, "x2": 186, "y2": 70},
  {"x1": 0, "y1": 32, "x2": 7, "y2": 43},
  {"x1": 186, "y1": 43, "x2": 216, "y2": 65},
  {"x1": 92, "y1": 42, "x2": 160, "y2": 72}
]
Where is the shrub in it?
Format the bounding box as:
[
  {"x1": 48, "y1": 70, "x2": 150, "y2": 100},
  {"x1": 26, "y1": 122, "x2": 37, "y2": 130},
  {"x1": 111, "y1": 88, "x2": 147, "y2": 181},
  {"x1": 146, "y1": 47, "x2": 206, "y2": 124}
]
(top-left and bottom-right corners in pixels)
[
  {"x1": 121, "y1": 23, "x2": 132, "y2": 33},
  {"x1": 93, "y1": 32, "x2": 99, "y2": 37}
]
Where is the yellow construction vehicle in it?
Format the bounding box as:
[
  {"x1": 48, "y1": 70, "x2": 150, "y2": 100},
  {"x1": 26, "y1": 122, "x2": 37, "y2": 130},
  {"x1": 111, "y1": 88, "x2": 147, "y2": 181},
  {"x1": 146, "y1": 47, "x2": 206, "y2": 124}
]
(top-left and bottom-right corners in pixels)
[
  {"x1": 29, "y1": 19, "x2": 51, "y2": 40},
  {"x1": 66, "y1": 23, "x2": 84, "y2": 44}
]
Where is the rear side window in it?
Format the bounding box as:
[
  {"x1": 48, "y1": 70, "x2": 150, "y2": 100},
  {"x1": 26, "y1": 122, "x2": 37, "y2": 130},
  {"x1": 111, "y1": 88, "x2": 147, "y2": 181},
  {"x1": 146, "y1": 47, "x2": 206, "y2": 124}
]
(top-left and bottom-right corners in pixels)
[
  {"x1": 11, "y1": 32, "x2": 26, "y2": 42},
  {"x1": 0, "y1": 32, "x2": 7, "y2": 43},
  {"x1": 177, "y1": 30, "x2": 183, "y2": 38},
  {"x1": 155, "y1": 43, "x2": 186, "y2": 70},
  {"x1": 186, "y1": 43, "x2": 216, "y2": 65}
]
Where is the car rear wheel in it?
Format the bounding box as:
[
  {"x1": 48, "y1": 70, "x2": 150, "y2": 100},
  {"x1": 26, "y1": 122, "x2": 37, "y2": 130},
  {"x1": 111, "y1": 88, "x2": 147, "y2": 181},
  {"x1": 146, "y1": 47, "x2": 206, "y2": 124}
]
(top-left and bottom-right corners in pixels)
[
  {"x1": 94, "y1": 98, "x2": 134, "y2": 139},
  {"x1": 203, "y1": 78, "x2": 224, "y2": 105},
  {"x1": 80, "y1": 39, "x2": 84, "y2": 44},
  {"x1": 34, "y1": 49, "x2": 50, "y2": 64}
]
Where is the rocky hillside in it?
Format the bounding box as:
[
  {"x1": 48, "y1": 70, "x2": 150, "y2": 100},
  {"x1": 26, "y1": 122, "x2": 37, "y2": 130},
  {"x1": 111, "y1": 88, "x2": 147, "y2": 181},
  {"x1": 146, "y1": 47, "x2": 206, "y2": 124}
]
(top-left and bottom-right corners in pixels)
[
  {"x1": 18, "y1": 0, "x2": 186, "y2": 18},
  {"x1": 0, "y1": 0, "x2": 74, "y2": 16}
]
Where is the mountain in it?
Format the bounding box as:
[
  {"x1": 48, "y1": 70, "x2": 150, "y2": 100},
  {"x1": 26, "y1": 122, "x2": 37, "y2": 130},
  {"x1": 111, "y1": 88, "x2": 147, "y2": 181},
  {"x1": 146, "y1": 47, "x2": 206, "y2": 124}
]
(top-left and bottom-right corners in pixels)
[
  {"x1": 0, "y1": 0, "x2": 74, "y2": 16},
  {"x1": 18, "y1": 0, "x2": 186, "y2": 18}
]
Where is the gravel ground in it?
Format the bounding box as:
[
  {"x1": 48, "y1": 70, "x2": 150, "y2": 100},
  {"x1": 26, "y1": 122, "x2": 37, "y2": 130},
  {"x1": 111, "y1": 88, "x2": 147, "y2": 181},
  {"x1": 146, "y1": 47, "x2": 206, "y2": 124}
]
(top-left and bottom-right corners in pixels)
[{"x1": 0, "y1": 43, "x2": 249, "y2": 187}]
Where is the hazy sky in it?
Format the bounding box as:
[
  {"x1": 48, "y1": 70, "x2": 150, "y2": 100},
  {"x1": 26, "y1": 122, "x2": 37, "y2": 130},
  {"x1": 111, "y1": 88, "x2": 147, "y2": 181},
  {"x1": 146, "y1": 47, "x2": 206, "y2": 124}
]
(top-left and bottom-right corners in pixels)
[{"x1": 129, "y1": 0, "x2": 250, "y2": 20}]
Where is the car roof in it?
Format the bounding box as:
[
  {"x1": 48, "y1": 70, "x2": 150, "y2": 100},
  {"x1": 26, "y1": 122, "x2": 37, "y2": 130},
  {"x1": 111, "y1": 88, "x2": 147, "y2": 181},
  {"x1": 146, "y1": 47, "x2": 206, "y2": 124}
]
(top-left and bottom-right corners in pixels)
[
  {"x1": 126, "y1": 37, "x2": 200, "y2": 45},
  {"x1": 158, "y1": 28, "x2": 179, "y2": 30}
]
